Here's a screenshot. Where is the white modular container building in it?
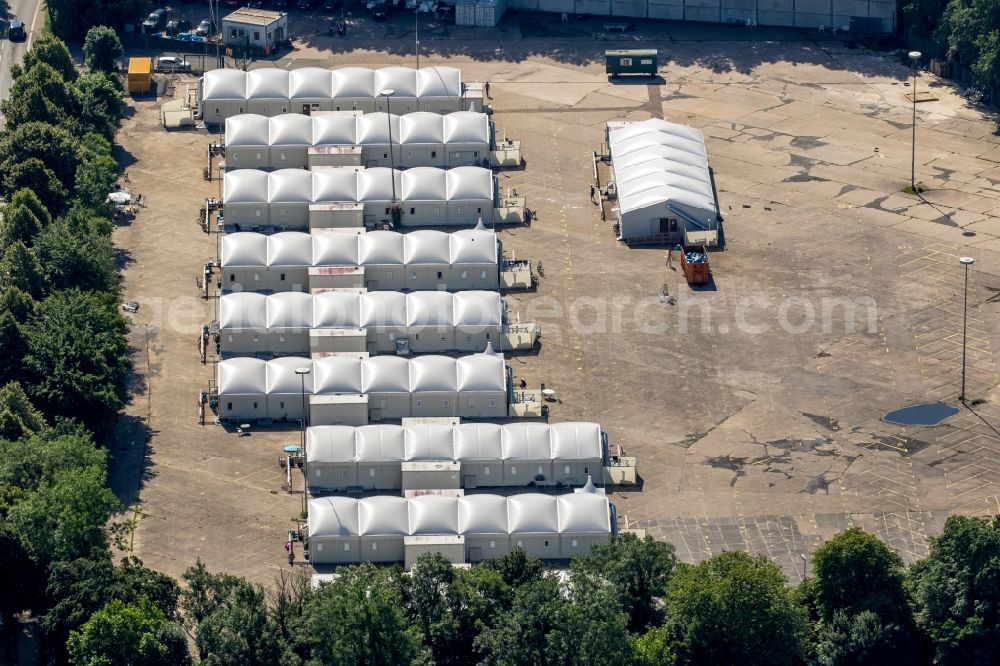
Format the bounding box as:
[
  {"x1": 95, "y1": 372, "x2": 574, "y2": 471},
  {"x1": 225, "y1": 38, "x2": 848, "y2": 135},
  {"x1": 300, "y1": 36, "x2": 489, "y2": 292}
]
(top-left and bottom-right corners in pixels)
[
  {"x1": 216, "y1": 353, "x2": 510, "y2": 424},
  {"x1": 607, "y1": 118, "x2": 720, "y2": 244},
  {"x1": 225, "y1": 111, "x2": 492, "y2": 170},
  {"x1": 223, "y1": 167, "x2": 496, "y2": 229},
  {"x1": 217, "y1": 290, "x2": 504, "y2": 356},
  {"x1": 306, "y1": 421, "x2": 606, "y2": 492},
  {"x1": 219, "y1": 229, "x2": 501, "y2": 293},
  {"x1": 307, "y1": 492, "x2": 613, "y2": 566},
  {"x1": 199, "y1": 66, "x2": 483, "y2": 125}
]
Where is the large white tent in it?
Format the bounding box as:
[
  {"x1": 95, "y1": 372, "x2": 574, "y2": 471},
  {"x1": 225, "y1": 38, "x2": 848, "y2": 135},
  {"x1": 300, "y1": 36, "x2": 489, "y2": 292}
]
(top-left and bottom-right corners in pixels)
[
  {"x1": 225, "y1": 111, "x2": 492, "y2": 169},
  {"x1": 220, "y1": 229, "x2": 500, "y2": 292},
  {"x1": 308, "y1": 492, "x2": 613, "y2": 565},
  {"x1": 306, "y1": 422, "x2": 606, "y2": 491},
  {"x1": 607, "y1": 118, "x2": 719, "y2": 242},
  {"x1": 199, "y1": 66, "x2": 482, "y2": 124},
  {"x1": 223, "y1": 166, "x2": 495, "y2": 228},
  {"x1": 218, "y1": 290, "x2": 504, "y2": 355},
  {"x1": 216, "y1": 353, "x2": 509, "y2": 423}
]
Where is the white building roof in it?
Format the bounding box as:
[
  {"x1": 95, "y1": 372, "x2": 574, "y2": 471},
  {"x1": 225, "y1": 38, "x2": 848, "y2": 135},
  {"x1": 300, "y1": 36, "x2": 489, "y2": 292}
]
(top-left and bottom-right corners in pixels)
[
  {"x1": 405, "y1": 230, "x2": 452, "y2": 265},
  {"x1": 225, "y1": 169, "x2": 269, "y2": 204},
  {"x1": 550, "y1": 422, "x2": 604, "y2": 461},
  {"x1": 404, "y1": 424, "x2": 457, "y2": 460},
  {"x1": 503, "y1": 422, "x2": 554, "y2": 460},
  {"x1": 357, "y1": 168, "x2": 402, "y2": 202},
  {"x1": 226, "y1": 113, "x2": 270, "y2": 146},
  {"x1": 356, "y1": 424, "x2": 406, "y2": 462},
  {"x1": 312, "y1": 230, "x2": 363, "y2": 266},
  {"x1": 409, "y1": 495, "x2": 459, "y2": 534},
  {"x1": 218, "y1": 357, "x2": 267, "y2": 394},
  {"x1": 219, "y1": 291, "x2": 267, "y2": 331},
  {"x1": 313, "y1": 112, "x2": 359, "y2": 145},
  {"x1": 402, "y1": 167, "x2": 448, "y2": 201},
  {"x1": 356, "y1": 113, "x2": 399, "y2": 145},
  {"x1": 558, "y1": 494, "x2": 612, "y2": 533},
  {"x1": 270, "y1": 113, "x2": 315, "y2": 145},
  {"x1": 246, "y1": 68, "x2": 289, "y2": 99},
  {"x1": 358, "y1": 230, "x2": 405, "y2": 265},
  {"x1": 306, "y1": 425, "x2": 358, "y2": 463},
  {"x1": 266, "y1": 356, "x2": 313, "y2": 395},
  {"x1": 377, "y1": 66, "x2": 420, "y2": 98},
  {"x1": 508, "y1": 494, "x2": 560, "y2": 533},
  {"x1": 309, "y1": 493, "x2": 610, "y2": 539},
  {"x1": 608, "y1": 118, "x2": 717, "y2": 223},
  {"x1": 332, "y1": 67, "x2": 377, "y2": 98},
  {"x1": 266, "y1": 291, "x2": 312, "y2": 330},
  {"x1": 313, "y1": 291, "x2": 362, "y2": 329},
  {"x1": 268, "y1": 232, "x2": 314, "y2": 267},
  {"x1": 363, "y1": 355, "x2": 412, "y2": 393},
  {"x1": 454, "y1": 291, "x2": 502, "y2": 328},
  {"x1": 449, "y1": 229, "x2": 497, "y2": 265},
  {"x1": 221, "y1": 232, "x2": 268, "y2": 267},
  {"x1": 359, "y1": 496, "x2": 410, "y2": 535},
  {"x1": 360, "y1": 291, "x2": 408, "y2": 329},
  {"x1": 269, "y1": 169, "x2": 314, "y2": 203},
  {"x1": 313, "y1": 168, "x2": 362, "y2": 204},
  {"x1": 406, "y1": 291, "x2": 454, "y2": 328},
  {"x1": 203, "y1": 68, "x2": 247, "y2": 100},
  {"x1": 444, "y1": 112, "x2": 490, "y2": 143},
  {"x1": 447, "y1": 166, "x2": 493, "y2": 201},
  {"x1": 456, "y1": 354, "x2": 506, "y2": 392},
  {"x1": 288, "y1": 67, "x2": 333, "y2": 99},
  {"x1": 415, "y1": 66, "x2": 462, "y2": 98},
  {"x1": 314, "y1": 356, "x2": 364, "y2": 394},
  {"x1": 308, "y1": 495, "x2": 360, "y2": 537},
  {"x1": 410, "y1": 356, "x2": 459, "y2": 393},
  {"x1": 453, "y1": 423, "x2": 504, "y2": 460},
  {"x1": 399, "y1": 112, "x2": 445, "y2": 144}
]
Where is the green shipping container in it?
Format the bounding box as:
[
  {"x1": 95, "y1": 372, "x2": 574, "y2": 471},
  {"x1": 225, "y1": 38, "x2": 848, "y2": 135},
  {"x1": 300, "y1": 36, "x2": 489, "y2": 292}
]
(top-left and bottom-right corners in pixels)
[{"x1": 605, "y1": 49, "x2": 658, "y2": 77}]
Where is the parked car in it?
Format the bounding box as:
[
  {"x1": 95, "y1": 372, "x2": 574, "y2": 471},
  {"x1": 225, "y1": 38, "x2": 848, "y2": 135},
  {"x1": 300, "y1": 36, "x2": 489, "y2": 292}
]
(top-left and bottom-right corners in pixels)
[
  {"x1": 7, "y1": 20, "x2": 26, "y2": 41},
  {"x1": 195, "y1": 19, "x2": 215, "y2": 36},
  {"x1": 165, "y1": 19, "x2": 192, "y2": 35},
  {"x1": 143, "y1": 8, "x2": 168, "y2": 33},
  {"x1": 156, "y1": 56, "x2": 193, "y2": 72},
  {"x1": 297, "y1": 0, "x2": 314, "y2": 8}
]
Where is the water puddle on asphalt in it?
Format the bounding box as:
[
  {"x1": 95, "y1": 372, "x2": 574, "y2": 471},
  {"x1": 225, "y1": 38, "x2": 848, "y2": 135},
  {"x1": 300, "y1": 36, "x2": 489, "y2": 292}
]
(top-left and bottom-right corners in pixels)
[{"x1": 883, "y1": 402, "x2": 960, "y2": 426}]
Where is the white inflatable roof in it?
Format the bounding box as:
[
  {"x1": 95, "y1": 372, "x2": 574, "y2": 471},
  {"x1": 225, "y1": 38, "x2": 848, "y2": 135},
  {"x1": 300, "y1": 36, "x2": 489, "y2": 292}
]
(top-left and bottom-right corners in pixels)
[
  {"x1": 306, "y1": 422, "x2": 605, "y2": 464},
  {"x1": 224, "y1": 110, "x2": 490, "y2": 148},
  {"x1": 356, "y1": 424, "x2": 406, "y2": 462},
  {"x1": 217, "y1": 356, "x2": 266, "y2": 394},
  {"x1": 309, "y1": 493, "x2": 611, "y2": 538},
  {"x1": 225, "y1": 168, "x2": 493, "y2": 205},
  {"x1": 266, "y1": 356, "x2": 314, "y2": 395},
  {"x1": 203, "y1": 65, "x2": 464, "y2": 103},
  {"x1": 608, "y1": 118, "x2": 717, "y2": 222},
  {"x1": 221, "y1": 230, "x2": 498, "y2": 270}
]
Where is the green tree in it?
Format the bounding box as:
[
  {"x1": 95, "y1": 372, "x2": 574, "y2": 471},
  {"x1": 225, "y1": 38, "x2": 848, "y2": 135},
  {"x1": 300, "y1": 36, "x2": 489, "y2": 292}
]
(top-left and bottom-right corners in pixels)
[
  {"x1": 180, "y1": 561, "x2": 281, "y2": 665},
  {"x1": 902, "y1": 0, "x2": 950, "y2": 39},
  {"x1": 0, "y1": 286, "x2": 36, "y2": 322},
  {"x1": 815, "y1": 610, "x2": 916, "y2": 666},
  {"x1": 294, "y1": 563, "x2": 428, "y2": 665},
  {"x1": 0, "y1": 315, "x2": 27, "y2": 388},
  {"x1": 73, "y1": 153, "x2": 119, "y2": 212},
  {"x1": 21, "y1": 34, "x2": 79, "y2": 82},
  {"x1": 973, "y1": 30, "x2": 1000, "y2": 88},
  {"x1": 480, "y1": 545, "x2": 546, "y2": 588},
  {"x1": 0, "y1": 62, "x2": 82, "y2": 131},
  {"x1": 570, "y1": 532, "x2": 676, "y2": 631},
  {"x1": 44, "y1": 556, "x2": 181, "y2": 659},
  {"x1": 7, "y1": 465, "x2": 119, "y2": 563},
  {"x1": 0, "y1": 381, "x2": 44, "y2": 440},
  {"x1": 21, "y1": 289, "x2": 130, "y2": 431},
  {"x1": 34, "y1": 219, "x2": 118, "y2": 292},
  {"x1": 632, "y1": 626, "x2": 676, "y2": 666},
  {"x1": 8, "y1": 188, "x2": 52, "y2": 228},
  {"x1": 475, "y1": 575, "x2": 562, "y2": 666},
  {"x1": 544, "y1": 577, "x2": 632, "y2": 666},
  {"x1": 77, "y1": 71, "x2": 125, "y2": 139},
  {"x1": 83, "y1": 26, "x2": 123, "y2": 72},
  {"x1": 0, "y1": 241, "x2": 44, "y2": 298},
  {"x1": 910, "y1": 515, "x2": 1000, "y2": 664},
  {"x1": 665, "y1": 551, "x2": 810, "y2": 666},
  {"x1": 0, "y1": 121, "x2": 81, "y2": 192},
  {"x1": 1, "y1": 204, "x2": 43, "y2": 246},
  {"x1": 0, "y1": 429, "x2": 103, "y2": 492},
  {"x1": 1, "y1": 158, "x2": 70, "y2": 215},
  {"x1": 48, "y1": 0, "x2": 151, "y2": 40},
  {"x1": 67, "y1": 598, "x2": 191, "y2": 666}
]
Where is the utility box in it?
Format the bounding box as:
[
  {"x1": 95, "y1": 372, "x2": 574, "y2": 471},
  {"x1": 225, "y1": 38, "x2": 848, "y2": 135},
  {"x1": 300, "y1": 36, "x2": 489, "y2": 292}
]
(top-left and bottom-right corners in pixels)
[
  {"x1": 127, "y1": 57, "x2": 153, "y2": 94},
  {"x1": 605, "y1": 49, "x2": 658, "y2": 78}
]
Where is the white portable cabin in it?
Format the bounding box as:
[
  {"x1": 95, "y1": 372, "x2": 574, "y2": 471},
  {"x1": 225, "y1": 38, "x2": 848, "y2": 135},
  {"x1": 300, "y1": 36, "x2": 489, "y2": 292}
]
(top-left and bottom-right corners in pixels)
[
  {"x1": 265, "y1": 355, "x2": 314, "y2": 423},
  {"x1": 199, "y1": 66, "x2": 481, "y2": 125},
  {"x1": 216, "y1": 356, "x2": 266, "y2": 421},
  {"x1": 307, "y1": 492, "x2": 613, "y2": 566},
  {"x1": 304, "y1": 421, "x2": 606, "y2": 492},
  {"x1": 220, "y1": 229, "x2": 501, "y2": 293},
  {"x1": 607, "y1": 119, "x2": 719, "y2": 243},
  {"x1": 224, "y1": 111, "x2": 493, "y2": 170},
  {"x1": 222, "y1": 167, "x2": 496, "y2": 229}
]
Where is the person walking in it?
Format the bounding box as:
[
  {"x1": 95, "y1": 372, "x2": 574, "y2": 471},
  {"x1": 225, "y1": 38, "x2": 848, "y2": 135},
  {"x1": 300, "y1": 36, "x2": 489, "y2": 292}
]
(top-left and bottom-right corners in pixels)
[
  {"x1": 666, "y1": 245, "x2": 676, "y2": 269},
  {"x1": 485, "y1": 81, "x2": 491, "y2": 98}
]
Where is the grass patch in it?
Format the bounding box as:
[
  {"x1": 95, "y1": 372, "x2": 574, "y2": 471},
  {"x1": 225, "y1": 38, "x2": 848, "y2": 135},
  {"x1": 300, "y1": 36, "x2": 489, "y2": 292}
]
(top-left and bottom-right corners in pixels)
[{"x1": 902, "y1": 183, "x2": 926, "y2": 194}]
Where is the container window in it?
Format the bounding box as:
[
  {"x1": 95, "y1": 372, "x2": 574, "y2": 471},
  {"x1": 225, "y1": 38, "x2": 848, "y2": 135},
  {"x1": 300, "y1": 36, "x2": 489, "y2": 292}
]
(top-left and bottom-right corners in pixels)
[
  {"x1": 477, "y1": 207, "x2": 482, "y2": 214},
  {"x1": 233, "y1": 153, "x2": 240, "y2": 161},
  {"x1": 370, "y1": 468, "x2": 375, "y2": 477},
  {"x1": 253, "y1": 402, "x2": 258, "y2": 409},
  {"x1": 433, "y1": 207, "x2": 440, "y2": 215},
  {"x1": 484, "y1": 466, "x2": 490, "y2": 475},
  {"x1": 280, "y1": 401, "x2": 285, "y2": 409},
  {"x1": 443, "y1": 399, "x2": 449, "y2": 407},
  {"x1": 461, "y1": 271, "x2": 468, "y2": 279},
  {"x1": 544, "y1": 540, "x2": 549, "y2": 547},
  {"x1": 410, "y1": 207, "x2": 415, "y2": 215},
  {"x1": 229, "y1": 274, "x2": 235, "y2": 282},
  {"x1": 480, "y1": 271, "x2": 487, "y2": 279},
  {"x1": 510, "y1": 466, "x2": 516, "y2": 475},
  {"x1": 416, "y1": 399, "x2": 423, "y2": 408},
  {"x1": 280, "y1": 208, "x2": 286, "y2": 217},
  {"x1": 227, "y1": 402, "x2": 232, "y2": 410},
  {"x1": 457, "y1": 207, "x2": 463, "y2": 214},
  {"x1": 254, "y1": 273, "x2": 260, "y2": 281},
  {"x1": 372, "y1": 542, "x2": 378, "y2": 551},
  {"x1": 385, "y1": 207, "x2": 390, "y2": 215},
  {"x1": 431, "y1": 151, "x2": 437, "y2": 158},
  {"x1": 341, "y1": 469, "x2": 348, "y2": 477},
  {"x1": 386, "y1": 271, "x2": 393, "y2": 281},
  {"x1": 564, "y1": 465, "x2": 570, "y2": 474},
  {"x1": 343, "y1": 543, "x2": 350, "y2": 552},
  {"x1": 253, "y1": 30, "x2": 260, "y2": 40},
  {"x1": 489, "y1": 399, "x2": 496, "y2": 408},
  {"x1": 517, "y1": 540, "x2": 523, "y2": 548},
  {"x1": 468, "y1": 399, "x2": 476, "y2": 408},
  {"x1": 572, "y1": 539, "x2": 578, "y2": 547},
  {"x1": 538, "y1": 466, "x2": 544, "y2": 475},
  {"x1": 316, "y1": 542, "x2": 323, "y2": 551},
  {"x1": 621, "y1": 57, "x2": 632, "y2": 66},
  {"x1": 280, "y1": 273, "x2": 286, "y2": 281},
  {"x1": 437, "y1": 271, "x2": 442, "y2": 279},
  {"x1": 489, "y1": 540, "x2": 496, "y2": 548},
  {"x1": 227, "y1": 335, "x2": 233, "y2": 343},
  {"x1": 411, "y1": 272, "x2": 417, "y2": 280},
  {"x1": 584, "y1": 466, "x2": 589, "y2": 474}
]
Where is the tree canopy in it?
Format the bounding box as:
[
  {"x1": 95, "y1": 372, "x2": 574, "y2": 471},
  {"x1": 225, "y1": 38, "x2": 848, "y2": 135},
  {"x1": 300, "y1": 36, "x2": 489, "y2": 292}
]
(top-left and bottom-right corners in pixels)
[{"x1": 83, "y1": 26, "x2": 123, "y2": 72}]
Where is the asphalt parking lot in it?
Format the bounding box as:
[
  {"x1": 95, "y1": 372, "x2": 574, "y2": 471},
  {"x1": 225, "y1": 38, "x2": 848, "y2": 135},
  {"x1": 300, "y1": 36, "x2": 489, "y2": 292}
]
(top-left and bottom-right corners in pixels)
[{"x1": 114, "y1": 17, "x2": 1000, "y2": 583}]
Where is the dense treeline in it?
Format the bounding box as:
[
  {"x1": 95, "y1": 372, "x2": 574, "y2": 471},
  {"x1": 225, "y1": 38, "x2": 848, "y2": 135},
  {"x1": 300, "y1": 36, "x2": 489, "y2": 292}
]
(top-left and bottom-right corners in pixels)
[{"x1": 903, "y1": 0, "x2": 1000, "y2": 91}]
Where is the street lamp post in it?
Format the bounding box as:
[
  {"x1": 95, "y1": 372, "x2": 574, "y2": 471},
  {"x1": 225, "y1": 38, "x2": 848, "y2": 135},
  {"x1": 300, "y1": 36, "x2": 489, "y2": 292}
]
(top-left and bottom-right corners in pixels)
[
  {"x1": 380, "y1": 88, "x2": 397, "y2": 204},
  {"x1": 909, "y1": 50, "x2": 921, "y2": 191},
  {"x1": 960, "y1": 257, "x2": 975, "y2": 403},
  {"x1": 295, "y1": 367, "x2": 310, "y2": 513},
  {"x1": 800, "y1": 553, "x2": 807, "y2": 580},
  {"x1": 415, "y1": 9, "x2": 420, "y2": 70}
]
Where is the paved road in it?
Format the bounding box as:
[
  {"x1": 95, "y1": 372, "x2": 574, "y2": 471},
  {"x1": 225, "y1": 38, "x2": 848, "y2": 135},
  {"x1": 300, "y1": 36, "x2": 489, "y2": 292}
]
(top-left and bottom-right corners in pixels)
[{"x1": 0, "y1": 0, "x2": 45, "y2": 127}]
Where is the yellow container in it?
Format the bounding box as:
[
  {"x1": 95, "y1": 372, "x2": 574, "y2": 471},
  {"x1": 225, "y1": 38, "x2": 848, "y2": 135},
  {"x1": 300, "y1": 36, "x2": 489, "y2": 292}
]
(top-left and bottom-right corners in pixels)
[{"x1": 127, "y1": 57, "x2": 153, "y2": 94}]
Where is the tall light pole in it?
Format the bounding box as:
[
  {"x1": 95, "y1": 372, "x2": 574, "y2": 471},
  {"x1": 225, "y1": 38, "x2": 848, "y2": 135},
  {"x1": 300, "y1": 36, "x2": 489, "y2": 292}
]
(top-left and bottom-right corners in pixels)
[
  {"x1": 800, "y1": 553, "x2": 807, "y2": 580},
  {"x1": 295, "y1": 366, "x2": 310, "y2": 513},
  {"x1": 960, "y1": 257, "x2": 975, "y2": 403},
  {"x1": 909, "y1": 50, "x2": 921, "y2": 191},
  {"x1": 415, "y1": 9, "x2": 420, "y2": 70},
  {"x1": 380, "y1": 88, "x2": 397, "y2": 203}
]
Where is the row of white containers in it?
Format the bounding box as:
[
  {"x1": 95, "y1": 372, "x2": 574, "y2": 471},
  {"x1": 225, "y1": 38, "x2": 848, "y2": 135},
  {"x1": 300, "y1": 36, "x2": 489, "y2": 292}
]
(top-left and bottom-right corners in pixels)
[{"x1": 456, "y1": 0, "x2": 507, "y2": 27}]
